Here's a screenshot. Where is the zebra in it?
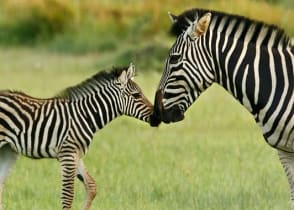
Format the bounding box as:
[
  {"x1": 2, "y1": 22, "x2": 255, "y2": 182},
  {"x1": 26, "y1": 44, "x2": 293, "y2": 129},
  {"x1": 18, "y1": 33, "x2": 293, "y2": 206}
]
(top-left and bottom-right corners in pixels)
[
  {"x1": 150, "y1": 9, "x2": 294, "y2": 201},
  {"x1": 0, "y1": 63, "x2": 153, "y2": 210}
]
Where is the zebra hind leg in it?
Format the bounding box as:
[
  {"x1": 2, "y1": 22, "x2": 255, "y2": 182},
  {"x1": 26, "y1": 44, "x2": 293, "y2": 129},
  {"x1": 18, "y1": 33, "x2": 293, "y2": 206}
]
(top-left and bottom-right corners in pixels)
[
  {"x1": 76, "y1": 160, "x2": 96, "y2": 210},
  {"x1": 0, "y1": 144, "x2": 18, "y2": 210},
  {"x1": 278, "y1": 150, "x2": 294, "y2": 202}
]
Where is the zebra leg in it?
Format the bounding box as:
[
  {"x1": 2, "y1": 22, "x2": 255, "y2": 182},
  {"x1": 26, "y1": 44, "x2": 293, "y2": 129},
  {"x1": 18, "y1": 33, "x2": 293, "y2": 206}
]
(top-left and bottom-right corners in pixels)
[
  {"x1": 59, "y1": 153, "x2": 79, "y2": 210},
  {"x1": 277, "y1": 150, "x2": 294, "y2": 202},
  {"x1": 76, "y1": 160, "x2": 96, "y2": 210},
  {"x1": 0, "y1": 144, "x2": 18, "y2": 210}
]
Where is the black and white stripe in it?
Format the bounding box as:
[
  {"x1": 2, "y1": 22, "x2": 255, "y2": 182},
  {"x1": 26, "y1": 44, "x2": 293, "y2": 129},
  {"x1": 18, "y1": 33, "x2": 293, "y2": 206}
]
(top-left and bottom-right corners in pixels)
[
  {"x1": 156, "y1": 8, "x2": 294, "y2": 201},
  {"x1": 0, "y1": 64, "x2": 153, "y2": 210}
]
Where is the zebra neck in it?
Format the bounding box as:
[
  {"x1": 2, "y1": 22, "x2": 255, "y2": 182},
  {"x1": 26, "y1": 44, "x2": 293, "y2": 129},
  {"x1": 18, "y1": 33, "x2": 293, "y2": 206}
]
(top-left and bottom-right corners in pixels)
[
  {"x1": 70, "y1": 92, "x2": 122, "y2": 133},
  {"x1": 211, "y1": 30, "x2": 270, "y2": 115},
  {"x1": 211, "y1": 28, "x2": 294, "y2": 148},
  {"x1": 208, "y1": 14, "x2": 293, "y2": 117}
]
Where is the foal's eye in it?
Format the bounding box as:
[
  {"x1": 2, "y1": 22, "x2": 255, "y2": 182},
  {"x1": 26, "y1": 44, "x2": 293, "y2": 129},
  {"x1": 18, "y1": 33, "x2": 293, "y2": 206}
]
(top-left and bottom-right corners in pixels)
[
  {"x1": 132, "y1": 92, "x2": 141, "y2": 99},
  {"x1": 169, "y1": 54, "x2": 181, "y2": 64}
]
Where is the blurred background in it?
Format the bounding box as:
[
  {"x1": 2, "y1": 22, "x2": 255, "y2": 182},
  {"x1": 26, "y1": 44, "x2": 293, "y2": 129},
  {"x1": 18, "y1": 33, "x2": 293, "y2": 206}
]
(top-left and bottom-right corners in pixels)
[
  {"x1": 0, "y1": 1, "x2": 293, "y2": 210},
  {"x1": 0, "y1": 0, "x2": 293, "y2": 71}
]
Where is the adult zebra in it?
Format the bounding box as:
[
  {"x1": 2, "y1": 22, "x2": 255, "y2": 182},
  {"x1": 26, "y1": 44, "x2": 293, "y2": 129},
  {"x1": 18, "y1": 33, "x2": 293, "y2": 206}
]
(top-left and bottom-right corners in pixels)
[
  {"x1": 0, "y1": 63, "x2": 153, "y2": 210},
  {"x1": 150, "y1": 9, "x2": 294, "y2": 201}
]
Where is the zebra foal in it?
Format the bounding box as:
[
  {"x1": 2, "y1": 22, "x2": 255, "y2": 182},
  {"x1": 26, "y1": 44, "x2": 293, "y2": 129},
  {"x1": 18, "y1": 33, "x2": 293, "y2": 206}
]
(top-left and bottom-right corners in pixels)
[
  {"x1": 0, "y1": 63, "x2": 153, "y2": 210},
  {"x1": 150, "y1": 9, "x2": 294, "y2": 202}
]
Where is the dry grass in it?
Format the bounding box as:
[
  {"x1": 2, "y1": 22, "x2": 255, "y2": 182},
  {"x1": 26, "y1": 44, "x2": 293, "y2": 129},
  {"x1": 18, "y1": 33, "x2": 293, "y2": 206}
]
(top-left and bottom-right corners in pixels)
[
  {"x1": 90, "y1": 0, "x2": 294, "y2": 35},
  {"x1": 1, "y1": 0, "x2": 293, "y2": 37}
]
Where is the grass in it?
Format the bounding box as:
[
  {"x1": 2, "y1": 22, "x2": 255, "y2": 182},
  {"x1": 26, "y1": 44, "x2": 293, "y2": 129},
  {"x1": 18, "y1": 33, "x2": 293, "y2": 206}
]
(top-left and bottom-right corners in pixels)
[{"x1": 0, "y1": 47, "x2": 291, "y2": 210}]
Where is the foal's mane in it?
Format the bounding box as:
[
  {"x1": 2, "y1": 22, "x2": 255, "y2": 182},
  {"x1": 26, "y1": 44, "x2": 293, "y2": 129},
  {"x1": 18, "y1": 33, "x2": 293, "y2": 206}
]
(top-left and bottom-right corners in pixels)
[
  {"x1": 0, "y1": 67, "x2": 127, "y2": 101},
  {"x1": 57, "y1": 66, "x2": 126, "y2": 100},
  {"x1": 170, "y1": 8, "x2": 292, "y2": 49}
]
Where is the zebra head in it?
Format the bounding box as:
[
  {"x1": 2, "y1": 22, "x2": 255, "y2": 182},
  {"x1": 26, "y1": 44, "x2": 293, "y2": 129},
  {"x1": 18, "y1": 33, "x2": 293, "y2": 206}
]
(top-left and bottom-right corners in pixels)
[
  {"x1": 150, "y1": 10, "x2": 214, "y2": 126},
  {"x1": 118, "y1": 63, "x2": 153, "y2": 122}
]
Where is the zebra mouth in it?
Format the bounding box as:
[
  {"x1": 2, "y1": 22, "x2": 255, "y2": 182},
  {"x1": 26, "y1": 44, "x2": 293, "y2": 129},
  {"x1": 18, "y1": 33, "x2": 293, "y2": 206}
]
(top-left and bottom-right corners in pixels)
[
  {"x1": 162, "y1": 105, "x2": 185, "y2": 124},
  {"x1": 150, "y1": 89, "x2": 184, "y2": 127}
]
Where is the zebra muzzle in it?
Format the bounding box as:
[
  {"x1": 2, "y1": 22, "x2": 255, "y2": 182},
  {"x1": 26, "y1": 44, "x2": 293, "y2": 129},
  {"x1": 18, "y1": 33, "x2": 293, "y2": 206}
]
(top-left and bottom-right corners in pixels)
[
  {"x1": 150, "y1": 89, "x2": 163, "y2": 127},
  {"x1": 150, "y1": 89, "x2": 185, "y2": 126},
  {"x1": 162, "y1": 105, "x2": 185, "y2": 124}
]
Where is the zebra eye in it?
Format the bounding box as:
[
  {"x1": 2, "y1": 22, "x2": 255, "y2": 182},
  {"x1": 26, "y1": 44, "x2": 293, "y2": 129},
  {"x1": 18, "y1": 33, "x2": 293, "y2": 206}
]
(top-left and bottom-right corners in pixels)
[
  {"x1": 169, "y1": 54, "x2": 181, "y2": 64},
  {"x1": 132, "y1": 92, "x2": 141, "y2": 99}
]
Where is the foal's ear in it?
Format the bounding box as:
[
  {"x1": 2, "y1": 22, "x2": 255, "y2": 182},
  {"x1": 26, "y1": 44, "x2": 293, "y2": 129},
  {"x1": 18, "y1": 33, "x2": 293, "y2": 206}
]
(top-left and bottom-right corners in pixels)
[
  {"x1": 118, "y1": 63, "x2": 135, "y2": 87},
  {"x1": 126, "y1": 63, "x2": 135, "y2": 80},
  {"x1": 194, "y1": 12, "x2": 211, "y2": 37}
]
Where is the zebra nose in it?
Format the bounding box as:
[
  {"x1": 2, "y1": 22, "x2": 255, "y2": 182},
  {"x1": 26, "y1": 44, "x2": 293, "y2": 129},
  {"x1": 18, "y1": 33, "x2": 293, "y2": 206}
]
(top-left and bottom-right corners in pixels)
[
  {"x1": 162, "y1": 105, "x2": 184, "y2": 124},
  {"x1": 150, "y1": 89, "x2": 163, "y2": 127}
]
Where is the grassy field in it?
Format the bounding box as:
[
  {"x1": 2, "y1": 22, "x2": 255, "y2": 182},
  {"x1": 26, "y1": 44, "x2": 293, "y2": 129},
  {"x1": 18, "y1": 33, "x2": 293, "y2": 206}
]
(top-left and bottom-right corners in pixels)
[{"x1": 0, "y1": 47, "x2": 291, "y2": 210}]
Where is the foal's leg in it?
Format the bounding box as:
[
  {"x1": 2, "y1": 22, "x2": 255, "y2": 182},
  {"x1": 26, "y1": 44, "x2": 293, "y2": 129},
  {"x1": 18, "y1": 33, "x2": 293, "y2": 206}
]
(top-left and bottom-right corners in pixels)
[
  {"x1": 277, "y1": 150, "x2": 294, "y2": 201},
  {"x1": 0, "y1": 144, "x2": 18, "y2": 210},
  {"x1": 59, "y1": 153, "x2": 79, "y2": 210},
  {"x1": 76, "y1": 160, "x2": 96, "y2": 210}
]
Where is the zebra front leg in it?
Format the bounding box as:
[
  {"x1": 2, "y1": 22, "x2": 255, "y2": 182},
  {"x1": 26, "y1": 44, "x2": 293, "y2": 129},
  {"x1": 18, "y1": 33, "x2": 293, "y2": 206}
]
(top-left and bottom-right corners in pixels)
[
  {"x1": 76, "y1": 160, "x2": 96, "y2": 210},
  {"x1": 59, "y1": 153, "x2": 79, "y2": 210},
  {"x1": 0, "y1": 144, "x2": 18, "y2": 210},
  {"x1": 277, "y1": 149, "x2": 294, "y2": 202}
]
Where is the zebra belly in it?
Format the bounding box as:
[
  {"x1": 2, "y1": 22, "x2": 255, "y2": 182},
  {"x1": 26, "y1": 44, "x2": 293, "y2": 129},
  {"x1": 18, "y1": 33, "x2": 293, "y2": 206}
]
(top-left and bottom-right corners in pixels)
[
  {"x1": 0, "y1": 121, "x2": 69, "y2": 159},
  {"x1": 12, "y1": 134, "x2": 62, "y2": 159},
  {"x1": 259, "y1": 116, "x2": 294, "y2": 152}
]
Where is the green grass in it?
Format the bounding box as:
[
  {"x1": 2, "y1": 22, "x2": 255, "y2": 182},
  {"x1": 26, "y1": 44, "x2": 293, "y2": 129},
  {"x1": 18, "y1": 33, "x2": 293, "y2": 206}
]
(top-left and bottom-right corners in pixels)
[{"x1": 0, "y1": 47, "x2": 291, "y2": 210}]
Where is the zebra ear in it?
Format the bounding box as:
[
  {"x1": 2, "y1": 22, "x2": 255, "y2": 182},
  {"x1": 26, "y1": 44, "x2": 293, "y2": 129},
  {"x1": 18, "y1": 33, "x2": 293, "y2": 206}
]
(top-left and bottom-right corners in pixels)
[
  {"x1": 168, "y1": 12, "x2": 178, "y2": 23},
  {"x1": 118, "y1": 70, "x2": 127, "y2": 87},
  {"x1": 118, "y1": 63, "x2": 135, "y2": 87},
  {"x1": 126, "y1": 63, "x2": 135, "y2": 80},
  {"x1": 194, "y1": 12, "x2": 211, "y2": 38}
]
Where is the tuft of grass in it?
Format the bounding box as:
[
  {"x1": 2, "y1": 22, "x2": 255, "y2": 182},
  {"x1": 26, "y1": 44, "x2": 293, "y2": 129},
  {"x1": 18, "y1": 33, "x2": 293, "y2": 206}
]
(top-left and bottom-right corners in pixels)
[{"x1": 48, "y1": 24, "x2": 119, "y2": 54}]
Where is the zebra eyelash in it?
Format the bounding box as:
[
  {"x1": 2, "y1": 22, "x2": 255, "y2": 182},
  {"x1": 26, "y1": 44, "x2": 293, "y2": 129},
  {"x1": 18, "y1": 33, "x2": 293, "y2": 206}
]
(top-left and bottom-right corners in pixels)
[
  {"x1": 132, "y1": 92, "x2": 141, "y2": 99},
  {"x1": 169, "y1": 54, "x2": 181, "y2": 64}
]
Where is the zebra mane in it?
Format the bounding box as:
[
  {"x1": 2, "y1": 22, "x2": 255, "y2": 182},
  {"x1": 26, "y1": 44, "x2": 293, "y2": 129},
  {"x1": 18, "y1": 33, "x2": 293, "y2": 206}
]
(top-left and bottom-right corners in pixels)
[
  {"x1": 57, "y1": 66, "x2": 127, "y2": 100},
  {"x1": 170, "y1": 8, "x2": 292, "y2": 49}
]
